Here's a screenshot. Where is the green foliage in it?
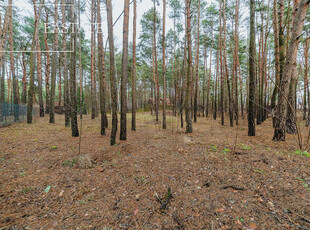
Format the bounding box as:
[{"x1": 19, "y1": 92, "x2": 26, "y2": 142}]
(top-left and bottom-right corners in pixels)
[
  {"x1": 294, "y1": 150, "x2": 310, "y2": 157},
  {"x1": 223, "y1": 148, "x2": 230, "y2": 154},
  {"x1": 21, "y1": 186, "x2": 32, "y2": 194},
  {"x1": 62, "y1": 158, "x2": 77, "y2": 167},
  {"x1": 210, "y1": 144, "x2": 218, "y2": 152},
  {"x1": 254, "y1": 169, "x2": 264, "y2": 174},
  {"x1": 241, "y1": 144, "x2": 251, "y2": 150}
]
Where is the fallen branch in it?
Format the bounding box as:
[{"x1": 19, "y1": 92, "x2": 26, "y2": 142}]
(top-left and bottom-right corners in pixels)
[{"x1": 221, "y1": 185, "x2": 246, "y2": 191}]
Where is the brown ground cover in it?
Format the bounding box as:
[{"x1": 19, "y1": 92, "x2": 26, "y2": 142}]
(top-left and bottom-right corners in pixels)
[{"x1": 0, "y1": 113, "x2": 309, "y2": 229}]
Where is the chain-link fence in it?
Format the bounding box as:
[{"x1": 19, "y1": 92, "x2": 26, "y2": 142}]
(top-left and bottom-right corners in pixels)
[{"x1": 0, "y1": 103, "x2": 39, "y2": 127}]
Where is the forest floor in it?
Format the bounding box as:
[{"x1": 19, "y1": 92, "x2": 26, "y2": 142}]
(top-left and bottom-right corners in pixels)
[{"x1": 0, "y1": 112, "x2": 310, "y2": 229}]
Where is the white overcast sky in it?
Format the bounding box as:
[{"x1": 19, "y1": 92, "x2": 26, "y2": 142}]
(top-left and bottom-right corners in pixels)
[{"x1": 12, "y1": 0, "x2": 216, "y2": 48}]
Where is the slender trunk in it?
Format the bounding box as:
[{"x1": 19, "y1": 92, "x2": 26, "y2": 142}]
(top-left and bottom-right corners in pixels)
[
  {"x1": 70, "y1": 0, "x2": 79, "y2": 137},
  {"x1": 219, "y1": 0, "x2": 224, "y2": 125},
  {"x1": 61, "y1": 0, "x2": 70, "y2": 126},
  {"x1": 49, "y1": 0, "x2": 58, "y2": 124},
  {"x1": 248, "y1": 0, "x2": 256, "y2": 136},
  {"x1": 120, "y1": 0, "x2": 129, "y2": 140},
  {"x1": 162, "y1": 0, "x2": 167, "y2": 129},
  {"x1": 131, "y1": 0, "x2": 137, "y2": 131},
  {"x1": 153, "y1": 0, "x2": 159, "y2": 122},
  {"x1": 234, "y1": 0, "x2": 239, "y2": 125},
  {"x1": 185, "y1": 0, "x2": 193, "y2": 133},
  {"x1": 193, "y1": 0, "x2": 200, "y2": 123},
  {"x1": 97, "y1": 0, "x2": 106, "y2": 135},
  {"x1": 207, "y1": 21, "x2": 214, "y2": 118},
  {"x1": 9, "y1": 3, "x2": 19, "y2": 121},
  {"x1": 91, "y1": 0, "x2": 96, "y2": 119},
  {"x1": 106, "y1": 0, "x2": 118, "y2": 145},
  {"x1": 44, "y1": 11, "x2": 50, "y2": 114},
  {"x1": 222, "y1": 0, "x2": 233, "y2": 127}
]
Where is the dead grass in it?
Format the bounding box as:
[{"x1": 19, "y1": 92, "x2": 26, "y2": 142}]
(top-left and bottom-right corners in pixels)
[{"x1": 0, "y1": 113, "x2": 309, "y2": 229}]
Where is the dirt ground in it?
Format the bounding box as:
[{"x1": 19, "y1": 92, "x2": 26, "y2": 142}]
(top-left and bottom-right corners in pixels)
[{"x1": 0, "y1": 112, "x2": 310, "y2": 229}]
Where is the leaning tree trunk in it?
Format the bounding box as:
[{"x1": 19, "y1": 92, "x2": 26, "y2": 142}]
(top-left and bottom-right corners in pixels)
[{"x1": 273, "y1": 0, "x2": 310, "y2": 141}]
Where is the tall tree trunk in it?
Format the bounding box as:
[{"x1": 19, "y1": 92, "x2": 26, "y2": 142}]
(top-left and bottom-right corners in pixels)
[
  {"x1": 193, "y1": 0, "x2": 200, "y2": 123},
  {"x1": 91, "y1": 0, "x2": 96, "y2": 119},
  {"x1": 61, "y1": 0, "x2": 70, "y2": 127},
  {"x1": 131, "y1": 0, "x2": 137, "y2": 131},
  {"x1": 271, "y1": 0, "x2": 280, "y2": 127},
  {"x1": 70, "y1": 0, "x2": 79, "y2": 137},
  {"x1": 222, "y1": 0, "x2": 233, "y2": 127},
  {"x1": 233, "y1": 0, "x2": 239, "y2": 125},
  {"x1": 206, "y1": 22, "x2": 214, "y2": 118},
  {"x1": 49, "y1": 0, "x2": 58, "y2": 124},
  {"x1": 248, "y1": 0, "x2": 256, "y2": 136},
  {"x1": 153, "y1": 0, "x2": 159, "y2": 122},
  {"x1": 106, "y1": 0, "x2": 118, "y2": 145},
  {"x1": 273, "y1": 0, "x2": 309, "y2": 141},
  {"x1": 305, "y1": 36, "x2": 310, "y2": 125},
  {"x1": 79, "y1": 0, "x2": 83, "y2": 116},
  {"x1": 27, "y1": 0, "x2": 38, "y2": 124},
  {"x1": 44, "y1": 10, "x2": 50, "y2": 114},
  {"x1": 0, "y1": 0, "x2": 12, "y2": 69},
  {"x1": 34, "y1": 2, "x2": 44, "y2": 118},
  {"x1": 0, "y1": 55, "x2": 4, "y2": 123},
  {"x1": 162, "y1": 0, "x2": 167, "y2": 129},
  {"x1": 97, "y1": 0, "x2": 106, "y2": 135},
  {"x1": 20, "y1": 51, "x2": 27, "y2": 104},
  {"x1": 9, "y1": 3, "x2": 19, "y2": 121},
  {"x1": 120, "y1": 0, "x2": 129, "y2": 140},
  {"x1": 202, "y1": 41, "x2": 206, "y2": 117},
  {"x1": 285, "y1": 0, "x2": 299, "y2": 134},
  {"x1": 185, "y1": 0, "x2": 193, "y2": 133},
  {"x1": 219, "y1": 0, "x2": 224, "y2": 125}
]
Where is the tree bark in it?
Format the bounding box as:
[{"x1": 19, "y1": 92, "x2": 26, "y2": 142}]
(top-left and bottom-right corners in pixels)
[
  {"x1": 106, "y1": 0, "x2": 118, "y2": 145},
  {"x1": 131, "y1": 0, "x2": 137, "y2": 131},
  {"x1": 273, "y1": 0, "x2": 309, "y2": 141},
  {"x1": 185, "y1": 0, "x2": 193, "y2": 133},
  {"x1": 162, "y1": 0, "x2": 167, "y2": 129},
  {"x1": 120, "y1": 0, "x2": 129, "y2": 140},
  {"x1": 193, "y1": 0, "x2": 200, "y2": 123},
  {"x1": 61, "y1": 0, "x2": 70, "y2": 127},
  {"x1": 248, "y1": 0, "x2": 256, "y2": 136},
  {"x1": 70, "y1": 0, "x2": 79, "y2": 137},
  {"x1": 49, "y1": 0, "x2": 59, "y2": 124},
  {"x1": 97, "y1": 0, "x2": 106, "y2": 135}
]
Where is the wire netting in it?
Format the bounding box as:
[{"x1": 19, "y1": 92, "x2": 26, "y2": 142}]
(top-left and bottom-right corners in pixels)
[{"x1": 0, "y1": 103, "x2": 39, "y2": 126}]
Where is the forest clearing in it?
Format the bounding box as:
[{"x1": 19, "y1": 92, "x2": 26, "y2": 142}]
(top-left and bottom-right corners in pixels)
[
  {"x1": 0, "y1": 0, "x2": 310, "y2": 228},
  {"x1": 0, "y1": 113, "x2": 310, "y2": 229}
]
